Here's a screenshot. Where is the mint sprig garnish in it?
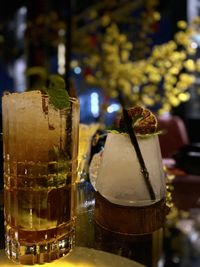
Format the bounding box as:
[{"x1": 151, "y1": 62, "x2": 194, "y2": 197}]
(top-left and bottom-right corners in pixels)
[{"x1": 45, "y1": 74, "x2": 70, "y2": 110}]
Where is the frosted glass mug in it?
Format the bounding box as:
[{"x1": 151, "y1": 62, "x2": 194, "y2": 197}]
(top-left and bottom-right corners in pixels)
[
  {"x1": 2, "y1": 90, "x2": 79, "y2": 264},
  {"x1": 94, "y1": 132, "x2": 166, "y2": 267}
]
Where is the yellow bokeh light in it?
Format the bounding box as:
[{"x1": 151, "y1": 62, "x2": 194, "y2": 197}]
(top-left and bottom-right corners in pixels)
[
  {"x1": 84, "y1": 17, "x2": 200, "y2": 115},
  {"x1": 101, "y1": 15, "x2": 111, "y2": 27},
  {"x1": 178, "y1": 92, "x2": 190, "y2": 102},
  {"x1": 170, "y1": 96, "x2": 180, "y2": 107},
  {"x1": 177, "y1": 20, "x2": 187, "y2": 30},
  {"x1": 184, "y1": 59, "x2": 196, "y2": 72}
]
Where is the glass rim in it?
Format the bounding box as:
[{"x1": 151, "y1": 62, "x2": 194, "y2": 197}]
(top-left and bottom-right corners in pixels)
[{"x1": 2, "y1": 90, "x2": 79, "y2": 108}]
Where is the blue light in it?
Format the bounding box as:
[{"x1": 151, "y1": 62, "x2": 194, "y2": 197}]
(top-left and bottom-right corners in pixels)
[
  {"x1": 90, "y1": 92, "x2": 99, "y2": 118},
  {"x1": 74, "y1": 66, "x2": 82, "y2": 74},
  {"x1": 107, "y1": 103, "x2": 120, "y2": 113}
]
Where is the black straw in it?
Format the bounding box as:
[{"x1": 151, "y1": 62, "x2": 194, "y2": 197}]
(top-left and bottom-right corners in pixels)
[
  {"x1": 117, "y1": 90, "x2": 156, "y2": 201},
  {"x1": 122, "y1": 108, "x2": 156, "y2": 200}
]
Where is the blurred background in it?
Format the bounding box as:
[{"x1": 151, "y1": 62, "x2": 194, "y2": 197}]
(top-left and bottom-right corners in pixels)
[
  {"x1": 2, "y1": 2, "x2": 200, "y2": 264},
  {"x1": 0, "y1": 0, "x2": 199, "y2": 142}
]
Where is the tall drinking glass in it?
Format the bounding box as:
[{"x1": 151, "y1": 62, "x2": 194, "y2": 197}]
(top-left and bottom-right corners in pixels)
[{"x1": 2, "y1": 90, "x2": 79, "y2": 264}]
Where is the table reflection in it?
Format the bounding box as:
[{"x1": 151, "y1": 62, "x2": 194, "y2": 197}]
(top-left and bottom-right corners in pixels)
[{"x1": 0, "y1": 246, "x2": 144, "y2": 267}]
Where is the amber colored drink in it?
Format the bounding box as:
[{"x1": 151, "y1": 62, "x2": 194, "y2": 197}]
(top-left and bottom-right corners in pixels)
[{"x1": 2, "y1": 91, "x2": 79, "y2": 264}]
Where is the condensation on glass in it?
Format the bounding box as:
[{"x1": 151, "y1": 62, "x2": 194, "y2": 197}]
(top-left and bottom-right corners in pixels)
[{"x1": 2, "y1": 90, "x2": 79, "y2": 265}]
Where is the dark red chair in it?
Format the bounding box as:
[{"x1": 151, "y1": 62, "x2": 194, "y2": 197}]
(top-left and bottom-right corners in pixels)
[
  {"x1": 158, "y1": 115, "x2": 200, "y2": 211},
  {"x1": 157, "y1": 115, "x2": 189, "y2": 158}
]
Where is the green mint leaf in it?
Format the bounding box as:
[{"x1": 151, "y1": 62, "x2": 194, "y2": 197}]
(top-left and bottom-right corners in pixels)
[{"x1": 47, "y1": 75, "x2": 70, "y2": 109}]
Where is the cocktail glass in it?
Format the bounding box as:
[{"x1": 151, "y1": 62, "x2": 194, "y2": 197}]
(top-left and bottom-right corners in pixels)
[
  {"x1": 76, "y1": 123, "x2": 100, "y2": 247},
  {"x1": 2, "y1": 90, "x2": 79, "y2": 264},
  {"x1": 94, "y1": 132, "x2": 166, "y2": 266},
  {"x1": 77, "y1": 123, "x2": 99, "y2": 182}
]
